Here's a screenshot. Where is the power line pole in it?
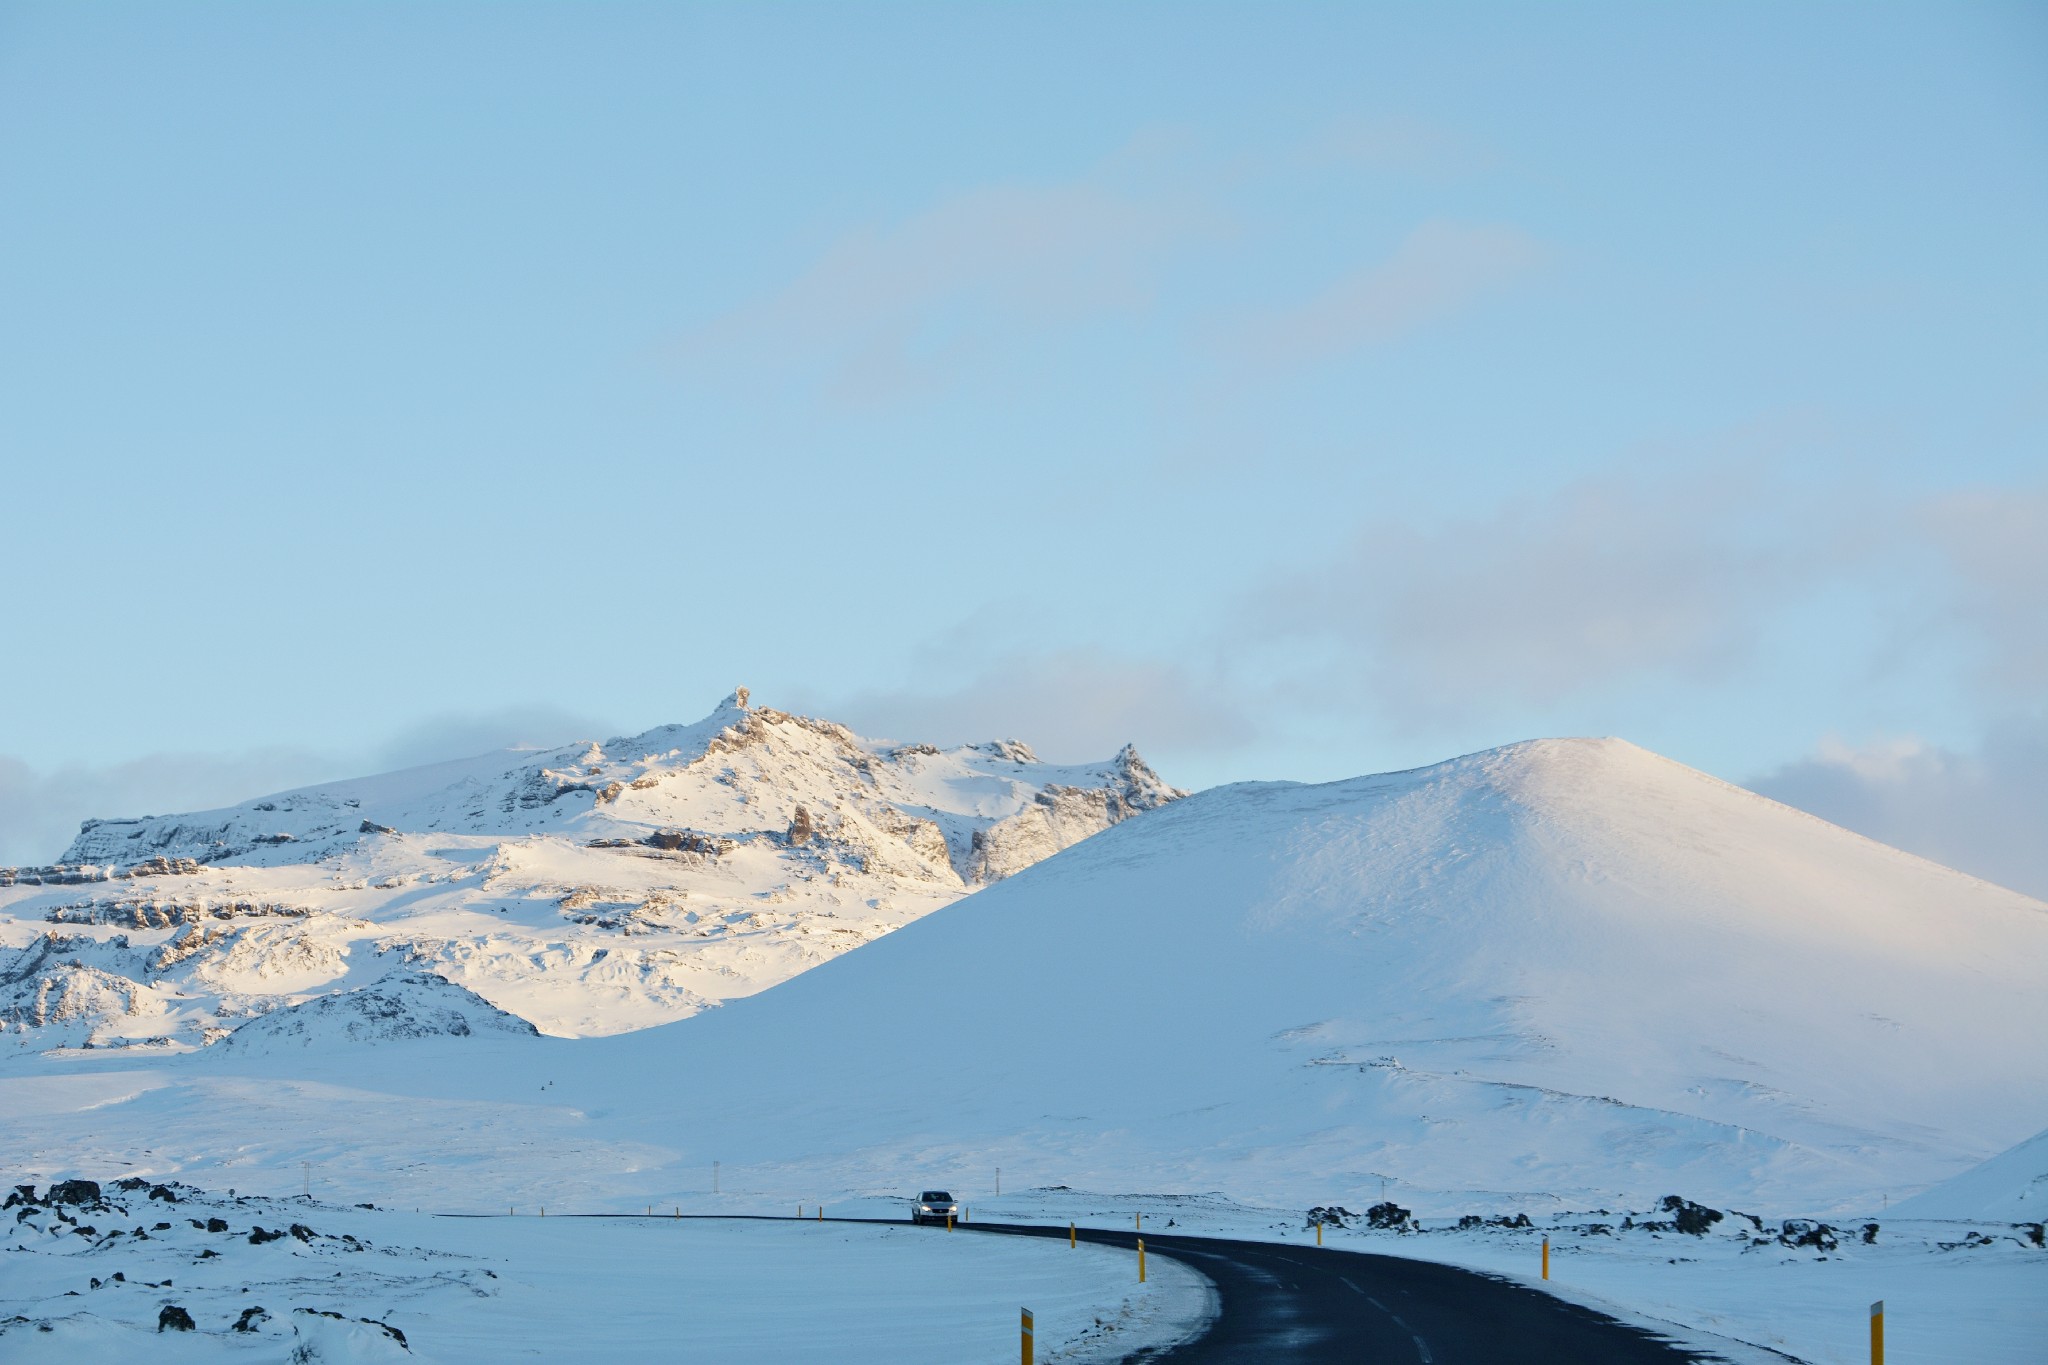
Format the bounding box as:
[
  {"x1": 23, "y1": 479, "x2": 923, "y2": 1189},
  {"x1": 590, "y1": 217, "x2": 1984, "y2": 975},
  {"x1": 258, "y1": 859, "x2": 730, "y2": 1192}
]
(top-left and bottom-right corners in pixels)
[{"x1": 713, "y1": 1160, "x2": 720, "y2": 1195}]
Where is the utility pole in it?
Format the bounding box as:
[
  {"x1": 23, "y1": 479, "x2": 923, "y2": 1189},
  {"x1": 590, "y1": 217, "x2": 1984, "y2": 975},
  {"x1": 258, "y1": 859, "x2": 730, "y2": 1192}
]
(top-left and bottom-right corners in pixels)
[
  {"x1": 302, "y1": 1162, "x2": 310, "y2": 1201},
  {"x1": 713, "y1": 1161, "x2": 720, "y2": 1195},
  {"x1": 996, "y1": 1166, "x2": 1001, "y2": 1197}
]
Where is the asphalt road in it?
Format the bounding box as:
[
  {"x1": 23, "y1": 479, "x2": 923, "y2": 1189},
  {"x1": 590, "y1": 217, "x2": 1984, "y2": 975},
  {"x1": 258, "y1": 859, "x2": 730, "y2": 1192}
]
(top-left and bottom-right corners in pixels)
[{"x1": 967, "y1": 1222, "x2": 1709, "y2": 1364}]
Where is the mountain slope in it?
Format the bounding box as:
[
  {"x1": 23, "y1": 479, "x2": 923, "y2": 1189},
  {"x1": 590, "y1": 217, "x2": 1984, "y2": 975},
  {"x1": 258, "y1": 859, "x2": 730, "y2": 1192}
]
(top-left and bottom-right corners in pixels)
[
  {"x1": 571, "y1": 736, "x2": 2048, "y2": 1212},
  {"x1": 0, "y1": 691, "x2": 1180, "y2": 1044},
  {"x1": 1889, "y1": 1127, "x2": 2048, "y2": 1223}
]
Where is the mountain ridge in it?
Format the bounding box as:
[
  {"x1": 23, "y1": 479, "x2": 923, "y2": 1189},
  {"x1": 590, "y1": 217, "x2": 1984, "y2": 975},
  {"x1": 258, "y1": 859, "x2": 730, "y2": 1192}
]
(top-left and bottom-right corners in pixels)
[{"x1": 0, "y1": 690, "x2": 1183, "y2": 1046}]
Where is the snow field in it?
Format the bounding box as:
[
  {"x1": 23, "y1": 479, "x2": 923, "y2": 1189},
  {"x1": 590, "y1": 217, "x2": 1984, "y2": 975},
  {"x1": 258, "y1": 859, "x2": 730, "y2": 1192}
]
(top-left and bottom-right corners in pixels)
[{"x1": 0, "y1": 1191, "x2": 1214, "y2": 1363}]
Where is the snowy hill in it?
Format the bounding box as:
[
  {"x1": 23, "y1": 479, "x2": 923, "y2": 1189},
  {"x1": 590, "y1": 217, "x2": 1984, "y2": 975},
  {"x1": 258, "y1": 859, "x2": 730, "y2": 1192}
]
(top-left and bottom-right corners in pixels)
[
  {"x1": 0, "y1": 690, "x2": 1180, "y2": 1045},
  {"x1": 1890, "y1": 1126, "x2": 2048, "y2": 1223},
  {"x1": 567, "y1": 736, "x2": 2048, "y2": 1213}
]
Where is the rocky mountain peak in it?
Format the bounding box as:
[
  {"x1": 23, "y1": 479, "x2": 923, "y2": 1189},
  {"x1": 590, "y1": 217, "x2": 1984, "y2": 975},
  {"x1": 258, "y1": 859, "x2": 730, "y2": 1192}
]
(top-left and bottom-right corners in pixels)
[{"x1": 2, "y1": 692, "x2": 1186, "y2": 1049}]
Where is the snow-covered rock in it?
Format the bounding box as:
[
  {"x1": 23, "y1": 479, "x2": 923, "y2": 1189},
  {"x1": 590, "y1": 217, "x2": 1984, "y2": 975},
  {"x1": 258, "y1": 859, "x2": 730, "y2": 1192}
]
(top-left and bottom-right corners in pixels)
[
  {"x1": 221, "y1": 973, "x2": 538, "y2": 1049},
  {"x1": 0, "y1": 691, "x2": 1183, "y2": 1045}
]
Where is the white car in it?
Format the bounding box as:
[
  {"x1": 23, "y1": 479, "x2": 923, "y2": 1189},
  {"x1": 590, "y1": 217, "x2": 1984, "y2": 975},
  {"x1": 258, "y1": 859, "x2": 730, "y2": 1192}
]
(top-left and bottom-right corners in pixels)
[{"x1": 910, "y1": 1190, "x2": 960, "y2": 1225}]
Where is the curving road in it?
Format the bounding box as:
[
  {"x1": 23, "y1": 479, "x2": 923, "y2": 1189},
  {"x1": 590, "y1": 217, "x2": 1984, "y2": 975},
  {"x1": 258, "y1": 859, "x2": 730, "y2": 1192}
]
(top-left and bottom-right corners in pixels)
[{"x1": 966, "y1": 1222, "x2": 1707, "y2": 1363}]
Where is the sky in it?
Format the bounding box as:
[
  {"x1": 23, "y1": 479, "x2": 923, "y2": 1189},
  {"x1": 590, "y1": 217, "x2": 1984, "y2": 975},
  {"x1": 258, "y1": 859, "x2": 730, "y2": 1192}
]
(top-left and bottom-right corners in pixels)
[{"x1": 0, "y1": 2, "x2": 2043, "y2": 893}]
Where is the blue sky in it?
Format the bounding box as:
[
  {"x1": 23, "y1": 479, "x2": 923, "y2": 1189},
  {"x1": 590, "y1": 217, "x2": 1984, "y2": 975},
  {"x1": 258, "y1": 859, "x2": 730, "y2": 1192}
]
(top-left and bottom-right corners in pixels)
[{"x1": 1, "y1": 2, "x2": 2044, "y2": 890}]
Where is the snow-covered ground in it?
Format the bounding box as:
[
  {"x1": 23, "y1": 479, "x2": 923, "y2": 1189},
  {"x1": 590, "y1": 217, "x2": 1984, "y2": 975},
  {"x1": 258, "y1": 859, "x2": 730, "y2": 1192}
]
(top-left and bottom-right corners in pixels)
[
  {"x1": 0, "y1": 691, "x2": 1179, "y2": 1044},
  {"x1": 4, "y1": 735, "x2": 2042, "y2": 1359},
  {"x1": 0, "y1": 1182, "x2": 1213, "y2": 1363},
  {"x1": 863, "y1": 1188, "x2": 2043, "y2": 1365}
]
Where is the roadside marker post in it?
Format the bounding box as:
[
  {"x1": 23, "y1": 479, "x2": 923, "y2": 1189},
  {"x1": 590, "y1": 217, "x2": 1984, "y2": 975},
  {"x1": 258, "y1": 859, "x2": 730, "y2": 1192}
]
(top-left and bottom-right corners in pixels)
[
  {"x1": 1069, "y1": 1222, "x2": 1076, "y2": 1248},
  {"x1": 1138, "y1": 1238, "x2": 1146, "y2": 1282},
  {"x1": 947, "y1": 1212, "x2": 954, "y2": 1231},
  {"x1": 1316, "y1": 1220, "x2": 1323, "y2": 1247},
  {"x1": 1541, "y1": 1236, "x2": 1549, "y2": 1280},
  {"x1": 1020, "y1": 1307, "x2": 1034, "y2": 1365},
  {"x1": 817, "y1": 1206, "x2": 823, "y2": 1221},
  {"x1": 1870, "y1": 1300, "x2": 1884, "y2": 1365}
]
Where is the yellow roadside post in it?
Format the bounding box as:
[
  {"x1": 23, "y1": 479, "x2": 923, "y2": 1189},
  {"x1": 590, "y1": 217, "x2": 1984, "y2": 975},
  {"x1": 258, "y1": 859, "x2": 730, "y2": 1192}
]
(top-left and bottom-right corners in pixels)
[
  {"x1": 1020, "y1": 1307, "x2": 1034, "y2": 1365},
  {"x1": 1871, "y1": 1300, "x2": 1884, "y2": 1365},
  {"x1": 817, "y1": 1206, "x2": 823, "y2": 1221},
  {"x1": 1138, "y1": 1238, "x2": 1146, "y2": 1283},
  {"x1": 540, "y1": 1207, "x2": 545, "y2": 1218},
  {"x1": 1135, "y1": 1212, "x2": 1141, "y2": 1232},
  {"x1": 1069, "y1": 1222, "x2": 1076, "y2": 1249},
  {"x1": 947, "y1": 1212, "x2": 954, "y2": 1231},
  {"x1": 1541, "y1": 1236, "x2": 1549, "y2": 1279},
  {"x1": 1316, "y1": 1220, "x2": 1323, "y2": 1247}
]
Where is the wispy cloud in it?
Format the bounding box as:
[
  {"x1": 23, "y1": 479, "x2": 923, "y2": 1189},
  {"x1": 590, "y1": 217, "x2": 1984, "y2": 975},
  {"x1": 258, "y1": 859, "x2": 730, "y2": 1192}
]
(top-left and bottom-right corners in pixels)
[
  {"x1": 0, "y1": 706, "x2": 614, "y2": 866},
  {"x1": 1295, "y1": 116, "x2": 1499, "y2": 179},
  {"x1": 371, "y1": 705, "x2": 611, "y2": 772},
  {"x1": 827, "y1": 647, "x2": 1253, "y2": 765},
  {"x1": 1229, "y1": 220, "x2": 1544, "y2": 371},
  {"x1": 1917, "y1": 487, "x2": 2048, "y2": 697},
  {"x1": 673, "y1": 171, "x2": 1217, "y2": 407},
  {"x1": 0, "y1": 748, "x2": 334, "y2": 866},
  {"x1": 1749, "y1": 718, "x2": 2048, "y2": 900},
  {"x1": 1248, "y1": 468, "x2": 1828, "y2": 719}
]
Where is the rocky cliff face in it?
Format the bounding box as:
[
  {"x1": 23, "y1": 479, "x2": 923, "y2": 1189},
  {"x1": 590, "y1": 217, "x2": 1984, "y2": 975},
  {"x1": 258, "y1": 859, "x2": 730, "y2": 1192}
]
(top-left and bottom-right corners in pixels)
[{"x1": 0, "y1": 691, "x2": 1183, "y2": 1049}]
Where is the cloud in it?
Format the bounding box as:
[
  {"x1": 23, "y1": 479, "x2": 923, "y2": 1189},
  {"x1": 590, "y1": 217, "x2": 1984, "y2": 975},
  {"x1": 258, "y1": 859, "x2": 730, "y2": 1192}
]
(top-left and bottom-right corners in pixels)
[
  {"x1": 673, "y1": 172, "x2": 1216, "y2": 406},
  {"x1": 1749, "y1": 717, "x2": 2048, "y2": 901},
  {"x1": 1230, "y1": 220, "x2": 1544, "y2": 370},
  {"x1": 1297, "y1": 116, "x2": 1499, "y2": 178},
  {"x1": 825, "y1": 648, "x2": 1254, "y2": 765},
  {"x1": 0, "y1": 748, "x2": 335, "y2": 866},
  {"x1": 1917, "y1": 487, "x2": 2048, "y2": 696},
  {"x1": 1252, "y1": 470, "x2": 1827, "y2": 720},
  {"x1": 370, "y1": 705, "x2": 611, "y2": 773},
  {"x1": 0, "y1": 706, "x2": 613, "y2": 867}
]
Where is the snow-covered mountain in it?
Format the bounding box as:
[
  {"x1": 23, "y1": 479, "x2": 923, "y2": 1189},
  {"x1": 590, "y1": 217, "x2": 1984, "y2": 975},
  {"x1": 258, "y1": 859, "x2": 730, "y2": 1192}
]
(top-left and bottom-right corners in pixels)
[
  {"x1": 4, "y1": 736, "x2": 2042, "y2": 1222},
  {"x1": 0, "y1": 690, "x2": 1180, "y2": 1046},
  {"x1": 563, "y1": 736, "x2": 2048, "y2": 1213}
]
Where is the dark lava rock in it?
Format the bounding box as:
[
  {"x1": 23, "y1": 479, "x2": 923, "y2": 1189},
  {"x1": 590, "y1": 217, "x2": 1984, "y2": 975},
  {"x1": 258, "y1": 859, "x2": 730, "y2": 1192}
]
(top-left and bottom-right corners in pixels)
[
  {"x1": 232, "y1": 1306, "x2": 269, "y2": 1332},
  {"x1": 1660, "y1": 1196, "x2": 1724, "y2": 1236},
  {"x1": 248, "y1": 1226, "x2": 286, "y2": 1244},
  {"x1": 158, "y1": 1305, "x2": 196, "y2": 1332},
  {"x1": 1305, "y1": 1205, "x2": 1355, "y2": 1229},
  {"x1": 1365, "y1": 1201, "x2": 1413, "y2": 1230},
  {"x1": 206, "y1": 1217, "x2": 229, "y2": 1233},
  {"x1": 47, "y1": 1180, "x2": 102, "y2": 1206},
  {"x1": 289, "y1": 1223, "x2": 317, "y2": 1242},
  {"x1": 1778, "y1": 1219, "x2": 1839, "y2": 1251}
]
